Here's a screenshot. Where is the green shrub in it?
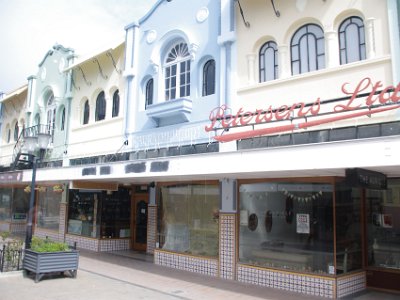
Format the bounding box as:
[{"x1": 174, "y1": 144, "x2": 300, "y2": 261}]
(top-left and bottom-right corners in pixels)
[
  {"x1": 30, "y1": 237, "x2": 70, "y2": 252},
  {"x1": 0, "y1": 231, "x2": 10, "y2": 241}
]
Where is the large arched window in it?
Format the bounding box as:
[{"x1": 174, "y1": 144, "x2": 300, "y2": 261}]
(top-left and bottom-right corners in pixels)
[
  {"x1": 202, "y1": 59, "x2": 215, "y2": 96},
  {"x1": 95, "y1": 91, "x2": 106, "y2": 121},
  {"x1": 112, "y1": 90, "x2": 120, "y2": 118},
  {"x1": 259, "y1": 41, "x2": 278, "y2": 82},
  {"x1": 145, "y1": 79, "x2": 154, "y2": 108},
  {"x1": 339, "y1": 16, "x2": 366, "y2": 64},
  {"x1": 291, "y1": 24, "x2": 325, "y2": 75},
  {"x1": 83, "y1": 100, "x2": 90, "y2": 125},
  {"x1": 14, "y1": 121, "x2": 19, "y2": 141},
  {"x1": 165, "y1": 42, "x2": 190, "y2": 100}
]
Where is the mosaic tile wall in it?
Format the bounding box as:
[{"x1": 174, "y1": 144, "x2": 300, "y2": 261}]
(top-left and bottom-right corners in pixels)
[
  {"x1": 237, "y1": 264, "x2": 335, "y2": 298},
  {"x1": 336, "y1": 272, "x2": 366, "y2": 298},
  {"x1": 99, "y1": 238, "x2": 130, "y2": 251},
  {"x1": 154, "y1": 250, "x2": 218, "y2": 277},
  {"x1": 59, "y1": 203, "x2": 67, "y2": 237},
  {"x1": 65, "y1": 234, "x2": 99, "y2": 251},
  {"x1": 219, "y1": 213, "x2": 236, "y2": 280},
  {"x1": 147, "y1": 205, "x2": 157, "y2": 254}
]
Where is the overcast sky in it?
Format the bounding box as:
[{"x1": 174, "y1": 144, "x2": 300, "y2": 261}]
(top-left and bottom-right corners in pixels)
[{"x1": 0, "y1": 0, "x2": 157, "y2": 94}]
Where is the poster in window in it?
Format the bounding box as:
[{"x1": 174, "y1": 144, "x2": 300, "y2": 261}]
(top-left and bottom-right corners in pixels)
[{"x1": 296, "y1": 213, "x2": 310, "y2": 234}]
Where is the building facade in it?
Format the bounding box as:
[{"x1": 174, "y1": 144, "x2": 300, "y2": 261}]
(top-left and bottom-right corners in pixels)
[{"x1": 0, "y1": 0, "x2": 399, "y2": 298}]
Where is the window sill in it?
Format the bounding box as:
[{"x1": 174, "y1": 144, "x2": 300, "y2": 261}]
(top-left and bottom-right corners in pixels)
[{"x1": 146, "y1": 97, "x2": 192, "y2": 126}]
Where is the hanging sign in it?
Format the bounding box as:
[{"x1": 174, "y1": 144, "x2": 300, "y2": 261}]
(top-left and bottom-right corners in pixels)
[{"x1": 205, "y1": 77, "x2": 400, "y2": 142}]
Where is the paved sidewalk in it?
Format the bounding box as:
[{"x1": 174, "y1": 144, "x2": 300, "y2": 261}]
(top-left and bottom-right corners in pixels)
[{"x1": 0, "y1": 250, "x2": 399, "y2": 300}]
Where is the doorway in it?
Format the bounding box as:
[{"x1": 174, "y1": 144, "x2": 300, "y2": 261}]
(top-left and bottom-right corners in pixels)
[{"x1": 131, "y1": 193, "x2": 148, "y2": 251}]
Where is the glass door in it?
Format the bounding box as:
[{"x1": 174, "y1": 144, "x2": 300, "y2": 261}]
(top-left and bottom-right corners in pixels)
[{"x1": 131, "y1": 194, "x2": 148, "y2": 251}]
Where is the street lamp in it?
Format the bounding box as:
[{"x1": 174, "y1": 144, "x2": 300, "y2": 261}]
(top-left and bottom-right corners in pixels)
[{"x1": 23, "y1": 125, "x2": 51, "y2": 249}]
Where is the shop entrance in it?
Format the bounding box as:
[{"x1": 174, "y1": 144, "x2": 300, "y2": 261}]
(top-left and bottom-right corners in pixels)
[{"x1": 131, "y1": 193, "x2": 148, "y2": 251}]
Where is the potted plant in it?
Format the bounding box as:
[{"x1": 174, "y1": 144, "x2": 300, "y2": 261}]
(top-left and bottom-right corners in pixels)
[{"x1": 23, "y1": 237, "x2": 79, "y2": 283}]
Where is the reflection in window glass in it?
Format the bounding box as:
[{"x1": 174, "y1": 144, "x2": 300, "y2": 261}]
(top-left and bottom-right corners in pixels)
[
  {"x1": 37, "y1": 188, "x2": 61, "y2": 231},
  {"x1": 366, "y1": 179, "x2": 400, "y2": 270},
  {"x1": 159, "y1": 184, "x2": 219, "y2": 257},
  {"x1": 239, "y1": 182, "x2": 333, "y2": 274},
  {"x1": 95, "y1": 91, "x2": 106, "y2": 121},
  {"x1": 0, "y1": 188, "x2": 12, "y2": 221},
  {"x1": 68, "y1": 190, "x2": 96, "y2": 237}
]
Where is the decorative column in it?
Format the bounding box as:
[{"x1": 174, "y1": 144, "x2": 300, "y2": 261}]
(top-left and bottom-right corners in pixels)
[
  {"x1": 365, "y1": 18, "x2": 376, "y2": 59},
  {"x1": 219, "y1": 178, "x2": 237, "y2": 280},
  {"x1": 325, "y1": 30, "x2": 340, "y2": 68},
  {"x1": 247, "y1": 54, "x2": 256, "y2": 85},
  {"x1": 278, "y1": 45, "x2": 290, "y2": 79}
]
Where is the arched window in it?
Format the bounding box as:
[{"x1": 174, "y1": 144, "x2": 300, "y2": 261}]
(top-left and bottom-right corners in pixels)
[
  {"x1": 291, "y1": 24, "x2": 325, "y2": 75},
  {"x1": 14, "y1": 121, "x2": 19, "y2": 141},
  {"x1": 112, "y1": 90, "x2": 120, "y2": 118},
  {"x1": 339, "y1": 16, "x2": 366, "y2": 64},
  {"x1": 259, "y1": 41, "x2": 278, "y2": 82},
  {"x1": 83, "y1": 100, "x2": 90, "y2": 125},
  {"x1": 7, "y1": 127, "x2": 11, "y2": 143},
  {"x1": 165, "y1": 42, "x2": 190, "y2": 100},
  {"x1": 95, "y1": 91, "x2": 106, "y2": 121},
  {"x1": 60, "y1": 107, "x2": 66, "y2": 131},
  {"x1": 145, "y1": 79, "x2": 154, "y2": 108},
  {"x1": 202, "y1": 59, "x2": 216, "y2": 96},
  {"x1": 45, "y1": 91, "x2": 56, "y2": 143}
]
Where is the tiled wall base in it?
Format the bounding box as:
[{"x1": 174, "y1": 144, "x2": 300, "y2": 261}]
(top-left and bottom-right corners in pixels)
[
  {"x1": 336, "y1": 272, "x2": 366, "y2": 298},
  {"x1": 237, "y1": 264, "x2": 366, "y2": 298},
  {"x1": 219, "y1": 213, "x2": 236, "y2": 280},
  {"x1": 65, "y1": 234, "x2": 130, "y2": 251},
  {"x1": 154, "y1": 249, "x2": 218, "y2": 277},
  {"x1": 34, "y1": 228, "x2": 63, "y2": 242},
  {"x1": 147, "y1": 205, "x2": 157, "y2": 254}
]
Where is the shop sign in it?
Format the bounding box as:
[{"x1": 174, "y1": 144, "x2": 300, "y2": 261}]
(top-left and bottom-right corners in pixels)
[
  {"x1": 13, "y1": 213, "x2": 27, "y2": 220},
  {"x1": 205, "y1": 77, "x2": 400, "y2": 142},
  {"x1": 345, "y1": 168, "x2": 387, "y2": 189}
]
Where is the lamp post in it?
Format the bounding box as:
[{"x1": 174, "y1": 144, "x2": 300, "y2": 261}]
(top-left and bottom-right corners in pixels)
[{"x1": 24, "y1": 125, "x2": 51, "y2": 249}]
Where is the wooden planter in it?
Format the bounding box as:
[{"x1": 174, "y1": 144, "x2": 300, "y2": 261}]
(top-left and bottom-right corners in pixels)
[{"x1": 23, "y1": 249, "x2": 79, "y2": 282}]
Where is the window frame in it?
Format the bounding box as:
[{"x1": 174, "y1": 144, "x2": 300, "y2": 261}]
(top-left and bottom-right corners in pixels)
[
  {"x1": 164, "y1": 42, "x2": 191, "y2": 101},
  {"x1": 339, "y1": 16, "x2": 366, "y2": 65},
  {"x1": 95, "y1": 91, "x2": 106, "y2": 122},
  {"x1": 112, "y1": 90, "x2": 120, "y2": 118},
  {"x1": 145, "y1": 79, "x2": 154, "y2": 109},
  {"x1": 13, "y1": 121, "x2": 19, "y2": 142},
  {"x1": 291, "y1": 24, "x2": 325, "y2": 75},
  {"x1": 83, "y1": 100, "x2": 90, "y2": 125},
  {"x1": 202, "y1": 59, "x2": 216, "y2": 96},
  {"x1": 259, "y1": 41, "x2": 278, "y2": 82}
]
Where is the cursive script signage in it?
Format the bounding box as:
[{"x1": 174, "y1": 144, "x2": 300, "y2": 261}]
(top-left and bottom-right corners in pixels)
[{"x1": 205, "y1": 77, "x2": 400, "y2": 142}]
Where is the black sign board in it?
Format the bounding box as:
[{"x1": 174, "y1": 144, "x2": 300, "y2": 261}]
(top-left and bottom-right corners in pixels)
[{"x1": 345, "y1": 168, "x2": 387, "y2": 190}]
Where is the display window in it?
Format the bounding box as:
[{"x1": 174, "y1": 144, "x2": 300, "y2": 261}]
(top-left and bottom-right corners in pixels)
[
  {"x1": 159, "y1": 183, "x2": 219, "y2": 257},
  {"x1": 239, "y1": 181, "x2": 334, "y2": 275},
  {"x1": 0, "y1": 188, "x2": 12, "y2": 221},
  {"x1": 37, "y1": 188, "x2": 61, "y2": 231},
  {"x1": 67, "y1": 188, "x2": 131, "y2": 239}
]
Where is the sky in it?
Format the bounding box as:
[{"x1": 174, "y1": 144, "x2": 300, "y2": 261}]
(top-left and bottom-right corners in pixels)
[{"x1": 0, "y1": 0, "x2": 157, "y2": 94}]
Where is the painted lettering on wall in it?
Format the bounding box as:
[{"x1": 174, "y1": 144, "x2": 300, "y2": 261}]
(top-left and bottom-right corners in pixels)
[{"x1": 205, "y1": 77, "x2": 400, "y2": 142}]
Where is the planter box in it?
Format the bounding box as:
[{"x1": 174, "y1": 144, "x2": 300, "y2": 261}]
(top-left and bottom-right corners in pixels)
[{"x1": 23, "y1": 249, "x2": 79, "y2": 282}]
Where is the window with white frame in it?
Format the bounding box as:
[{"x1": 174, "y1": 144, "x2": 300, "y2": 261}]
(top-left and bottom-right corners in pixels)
[
  {"x1": 259, "y1": 41, "x2": 278, "y2": 82},
  {"x1": 112, "y1": 90, "x2": 120, "y2": 118},
  {"x1": 202, "y1": 59, "x2": 215, "y2": 96},
  {"x1": 13, "y1": 121, "x2": 19, "y2": 142},
  {"x1": 95, "y1": 91, "x2": 106, "y2": 121},
  {"x1": 145, "y1": 78, "x2": 154, "y2": 108},
  {"x1": 291, "y1": 24, "x2": 325, "y2": 75},
  {"x1": 339, "y1": 16, "x2": 366, "y2": 64},
  {"x1": 164, "y1": 42, "x2": 191, "y2": 101}
]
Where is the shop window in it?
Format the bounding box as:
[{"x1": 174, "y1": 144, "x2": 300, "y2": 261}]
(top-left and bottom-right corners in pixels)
[
  {"x1": 95, "y1": 91, "x2": 106, "y2": 121},
  {"x1": 145, "y1": 78, "x2": 154, "y2": 108},
  {"x1": 0, "y1": 188, "x2": 12, "y2": 221},
  {"x1": 165, "y1": 42, "x2": 191, "y2": 101},
  {"x1": 68, "y1": 190, "x2": 97, "y2": 237},
  {"x1": 12, "y1": 188, "x2": 29, "y2": 222},
  {"x1": 259, "y1": 41, "x2": 278, "y2": 82},
  {"x1": 14, "y1": 121, "x2": 19, "y2": 141},
  {"x1": 159, "y1": 183, "x2": 219, "y2": 257},
  {"x1": 339, "y1": 16, "x2": 366, "y2": 64},
  {"x1": 365, "y1": 179, "x2": 400, "y2": 271},
  {"x1": 112, "y1": 90, "x2": 120, "y2": 118},
  {"x1": 83, "y1": 100, "x2": 90, "y2": 125},
  {"x1": 37, "y1": 188, "x2": 61, "y2": 231},
  {"x1": 291, "y1": 24, "x2": 325, "y2": 75},
  {"x1": 202, "y1": 59, "x2": 215, "y2": 96},
  {"x1": 239, "y1": 182, "x2": 334, "y2": 274}
]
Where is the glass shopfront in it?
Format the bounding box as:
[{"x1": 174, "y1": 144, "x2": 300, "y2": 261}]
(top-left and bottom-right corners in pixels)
[
  {"x1": 239, "y1": 181, "x2": 334, "y2": 274},
  {"x1": 12, "y1": 188, "x2": 29, "y2": 221},
  {"x1": 159, "y1": 183, "x2": 219, "y2": 257},
  {"x1": 0, "y1": 188, "x2": 12, "y2": 221},
  {"x1": 37, "y1": 189, "x2": 62, "y2": 231},
  {"x1": 67, "y1": 188, "x2": 130, "y2": 239}
]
